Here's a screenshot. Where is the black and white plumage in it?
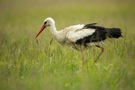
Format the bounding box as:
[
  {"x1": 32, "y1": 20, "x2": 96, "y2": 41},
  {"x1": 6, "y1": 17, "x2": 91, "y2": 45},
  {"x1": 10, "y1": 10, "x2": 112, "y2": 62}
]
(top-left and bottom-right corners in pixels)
[{"x1": 35, "y1": 17, "x2": 122, "y2": 64}]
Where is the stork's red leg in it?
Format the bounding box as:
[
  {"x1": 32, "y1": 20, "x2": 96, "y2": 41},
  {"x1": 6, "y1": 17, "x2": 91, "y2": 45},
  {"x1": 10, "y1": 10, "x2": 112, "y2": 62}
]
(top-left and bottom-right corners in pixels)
[
  {"x1": 94, "y1": 45, "x2": 104, "y2": 63},
  {"x1": 81, "y1": 51, "x2": 85, "y2": 65}
]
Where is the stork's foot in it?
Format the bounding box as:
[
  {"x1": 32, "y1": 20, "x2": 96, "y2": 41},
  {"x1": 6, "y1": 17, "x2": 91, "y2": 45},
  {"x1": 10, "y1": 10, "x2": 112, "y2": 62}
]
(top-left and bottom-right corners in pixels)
[{"x1": 94, "y1": 45, "x2": 104, "y2": 63}]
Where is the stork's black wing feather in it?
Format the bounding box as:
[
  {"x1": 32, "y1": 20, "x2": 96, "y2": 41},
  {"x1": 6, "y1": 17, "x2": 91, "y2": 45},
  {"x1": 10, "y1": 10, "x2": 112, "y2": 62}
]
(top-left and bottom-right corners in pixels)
[
  {"x1": 76, "y1": 23, "x2": 122, "y2": 45},
  {"x1": 76, "y1": 24, "x2": 107, "y2": 45}
]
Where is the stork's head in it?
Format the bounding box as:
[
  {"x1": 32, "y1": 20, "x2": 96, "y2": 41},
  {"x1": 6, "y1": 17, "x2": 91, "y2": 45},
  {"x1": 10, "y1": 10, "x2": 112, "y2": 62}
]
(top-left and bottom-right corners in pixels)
[
  {"x1": 43, "y1": 17, "x2": 55, "y2": 27},
  {"x1": 35, "y1": 17, "x2": 54, "y2": 38},
  {"x1": 35, "y1": 17, "x2": 54, "y2": 44}
]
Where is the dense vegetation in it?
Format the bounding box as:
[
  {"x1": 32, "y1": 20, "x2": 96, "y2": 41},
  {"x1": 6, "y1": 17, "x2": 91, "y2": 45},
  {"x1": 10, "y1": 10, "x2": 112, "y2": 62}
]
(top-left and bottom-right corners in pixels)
[{"x1": 0, "y1": 0, "x2": 135, "y2": 90}]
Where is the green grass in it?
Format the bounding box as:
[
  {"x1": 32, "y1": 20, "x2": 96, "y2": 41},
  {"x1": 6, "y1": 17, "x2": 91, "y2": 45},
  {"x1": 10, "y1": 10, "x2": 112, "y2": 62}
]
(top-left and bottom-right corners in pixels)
[{"x1": 0, "y1": 0, "x2": 135, "y2": 90}]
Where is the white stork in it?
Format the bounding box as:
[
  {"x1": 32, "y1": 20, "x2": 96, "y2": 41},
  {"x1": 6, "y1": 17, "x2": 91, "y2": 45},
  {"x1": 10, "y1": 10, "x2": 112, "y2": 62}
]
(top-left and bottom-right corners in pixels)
[{"x1": 35, "y1": 17, "x2": 122, "y2": 64}]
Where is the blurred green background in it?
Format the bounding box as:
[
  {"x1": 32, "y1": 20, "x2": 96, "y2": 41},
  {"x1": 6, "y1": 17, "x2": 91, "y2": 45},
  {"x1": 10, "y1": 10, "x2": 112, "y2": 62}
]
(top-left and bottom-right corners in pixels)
[{"x1": 0, "y1": 0, "x2": 135, "y2": 90}]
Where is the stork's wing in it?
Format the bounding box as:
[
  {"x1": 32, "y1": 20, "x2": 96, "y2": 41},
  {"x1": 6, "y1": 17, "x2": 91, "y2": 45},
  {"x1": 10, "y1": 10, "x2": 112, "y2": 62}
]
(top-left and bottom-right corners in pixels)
[{"x1": 66, "y1": 27, "x2": 96, "y2": 43}]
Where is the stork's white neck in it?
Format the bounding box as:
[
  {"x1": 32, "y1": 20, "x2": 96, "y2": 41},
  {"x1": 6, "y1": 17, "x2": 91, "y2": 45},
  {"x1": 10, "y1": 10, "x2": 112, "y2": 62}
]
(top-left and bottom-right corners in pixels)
[{"x1": 49, "y1": 21, "x2": 60, "y2": 40}]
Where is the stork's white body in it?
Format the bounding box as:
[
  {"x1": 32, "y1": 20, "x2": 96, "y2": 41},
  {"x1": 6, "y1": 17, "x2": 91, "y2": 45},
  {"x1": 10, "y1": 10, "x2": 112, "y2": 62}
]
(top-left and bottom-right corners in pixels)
[
  {"x1": 55, "y1": 25, "x2": 102, "y2": 50},
  {"x1": 35, "y1": 17, "x2": 122, "y2": 64}
]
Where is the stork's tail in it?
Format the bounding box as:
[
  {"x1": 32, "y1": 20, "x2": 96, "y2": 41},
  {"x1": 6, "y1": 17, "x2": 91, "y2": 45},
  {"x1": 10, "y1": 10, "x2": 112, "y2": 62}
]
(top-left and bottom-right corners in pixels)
[{"x1": 107, "y1": 28, "x2": 123, "y2": 38}]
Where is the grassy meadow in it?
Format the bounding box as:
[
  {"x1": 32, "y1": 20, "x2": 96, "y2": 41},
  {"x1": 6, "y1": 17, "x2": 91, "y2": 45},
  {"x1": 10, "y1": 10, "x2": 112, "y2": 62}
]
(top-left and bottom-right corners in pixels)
[{"x1": 0, "y1": 0, "x2": 135, "y2": 90}]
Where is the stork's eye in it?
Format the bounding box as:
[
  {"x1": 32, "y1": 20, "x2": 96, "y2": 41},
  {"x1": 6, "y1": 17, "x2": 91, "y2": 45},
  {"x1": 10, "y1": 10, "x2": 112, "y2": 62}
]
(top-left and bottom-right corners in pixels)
[{"x1": 44, "y1": 22, "x2": 47, "y2": 25}]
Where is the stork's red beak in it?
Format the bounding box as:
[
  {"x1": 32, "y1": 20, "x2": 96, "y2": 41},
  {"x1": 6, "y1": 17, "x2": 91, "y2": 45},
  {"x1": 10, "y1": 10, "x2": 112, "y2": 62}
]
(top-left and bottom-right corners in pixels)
[
  {"x1": 35, "y1": 25, "x2": 46, "y2": 38},
  {"x1": 35, "y1": 24, "x2": 46, "y2": 45}
]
